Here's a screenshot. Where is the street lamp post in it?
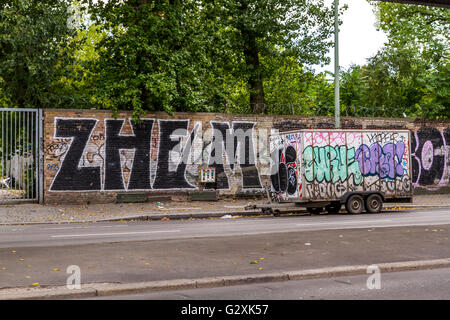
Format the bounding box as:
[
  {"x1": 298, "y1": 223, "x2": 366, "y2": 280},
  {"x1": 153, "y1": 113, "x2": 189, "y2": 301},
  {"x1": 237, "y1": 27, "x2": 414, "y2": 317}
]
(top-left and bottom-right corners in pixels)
[{"x1": 334, "y1": 0, "x2": 340, "y2": 129}]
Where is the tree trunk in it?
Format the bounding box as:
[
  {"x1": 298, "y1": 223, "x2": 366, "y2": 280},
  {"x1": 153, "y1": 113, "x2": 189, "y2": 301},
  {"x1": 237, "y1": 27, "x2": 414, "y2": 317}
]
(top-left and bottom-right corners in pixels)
[{"x1": 242, "y1": 30, "x2": 266, "y2": 114}]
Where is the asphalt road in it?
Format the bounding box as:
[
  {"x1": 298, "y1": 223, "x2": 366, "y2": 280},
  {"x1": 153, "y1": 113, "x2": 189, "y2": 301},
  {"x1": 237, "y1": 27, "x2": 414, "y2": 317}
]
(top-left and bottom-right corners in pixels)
[
  {"x1": 1, "y1": 207, "x2": 449, "y2": 289},
  {"x1": 1, "y1": 207, "x2": 450, "y2": 248},
  {"x1": 86, "y1": 267, "x2": 450, "y2": 300}
]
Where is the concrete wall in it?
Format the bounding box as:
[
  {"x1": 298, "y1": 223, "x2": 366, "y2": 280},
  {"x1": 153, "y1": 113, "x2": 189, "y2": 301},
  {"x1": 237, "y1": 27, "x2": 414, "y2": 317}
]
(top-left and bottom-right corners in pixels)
[{"x1": 43, "y1": 109, "x2": 450, "y2": 204}]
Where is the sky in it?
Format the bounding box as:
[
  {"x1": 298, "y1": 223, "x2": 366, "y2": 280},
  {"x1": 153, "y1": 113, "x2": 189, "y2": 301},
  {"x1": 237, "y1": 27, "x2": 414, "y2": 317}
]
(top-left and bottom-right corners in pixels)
[{"x1": 318, "y1": 0, "x2": 389, "y2": 74}]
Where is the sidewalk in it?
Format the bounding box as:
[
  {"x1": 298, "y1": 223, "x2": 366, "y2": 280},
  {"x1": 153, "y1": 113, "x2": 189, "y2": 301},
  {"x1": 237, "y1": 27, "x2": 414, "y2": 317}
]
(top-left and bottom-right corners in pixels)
[{"x1": 1, "y1": 194, "x2": 449, "y2": 225}]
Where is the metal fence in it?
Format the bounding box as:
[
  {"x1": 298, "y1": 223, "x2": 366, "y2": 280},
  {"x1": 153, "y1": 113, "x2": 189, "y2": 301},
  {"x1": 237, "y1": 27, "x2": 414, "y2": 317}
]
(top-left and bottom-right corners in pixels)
[{"x1": 0, "y1": 108, "x2": 42, "y2": 203}]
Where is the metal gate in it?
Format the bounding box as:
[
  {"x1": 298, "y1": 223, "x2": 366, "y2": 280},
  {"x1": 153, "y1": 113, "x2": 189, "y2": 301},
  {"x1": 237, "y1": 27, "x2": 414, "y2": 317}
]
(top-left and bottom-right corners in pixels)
[{"x1": 0, "y1": 108, "x2": 42, "y2": 203}]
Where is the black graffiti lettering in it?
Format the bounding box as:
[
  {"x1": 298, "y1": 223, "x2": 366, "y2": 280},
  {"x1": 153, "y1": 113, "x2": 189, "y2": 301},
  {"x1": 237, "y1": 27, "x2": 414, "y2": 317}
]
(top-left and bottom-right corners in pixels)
[
  {"x1": 152, "y1": 120, "x2": 196, "y2": 189},
  {"x1": 50, "y1": 119, "x2": 101, "y2": 191},
  {"x1": 104, "y1": 119, "x2": 154, "y2": 190},
  {"x1": 270, "y1": 145, "x2": 297, "y2": 195},
  {"x1": 207, "y1": 122, "x2": 262, "y2": 189},
  {"x1": 207, "y1": 122, "x2": 230, "y2": 189},
  {"x1": 412, "y1": 127, "x2": 445, "y2": 186},
  {"x1": 232, "y1": 122, "x2": 262, "y2": 189}
]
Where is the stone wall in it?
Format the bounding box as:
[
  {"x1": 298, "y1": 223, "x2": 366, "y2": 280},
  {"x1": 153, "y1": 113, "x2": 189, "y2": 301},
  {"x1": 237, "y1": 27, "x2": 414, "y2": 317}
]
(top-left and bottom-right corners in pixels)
[{"x1": 43, "y1": 109, "x2": 450, "y2": 204}]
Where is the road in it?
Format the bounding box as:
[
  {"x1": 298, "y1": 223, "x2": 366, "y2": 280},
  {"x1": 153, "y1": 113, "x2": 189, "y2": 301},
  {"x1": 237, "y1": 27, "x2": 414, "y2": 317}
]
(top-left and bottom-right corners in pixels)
[
  {"x1": 86, "y1": 267, "x2": 450, "y2": 300},
  {"x1": 0, "y1": 207, "x2": 449, "y2": 295},
  {"x1": 1, "y1": 208, "x2": 450, "y2": 248}
]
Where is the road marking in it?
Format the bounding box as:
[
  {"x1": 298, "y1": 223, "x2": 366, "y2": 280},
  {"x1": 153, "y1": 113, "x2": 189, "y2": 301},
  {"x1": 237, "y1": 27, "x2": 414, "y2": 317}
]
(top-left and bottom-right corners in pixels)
[
  {"x1": 296, "y1": 219, "x2": 393, "y2": 226},
  {"x1": 43, "y1": 225, "x2": 129, "y2": 231},
  {"x1": 51, "y1": 230, "x2": 180, "y2": 238}
]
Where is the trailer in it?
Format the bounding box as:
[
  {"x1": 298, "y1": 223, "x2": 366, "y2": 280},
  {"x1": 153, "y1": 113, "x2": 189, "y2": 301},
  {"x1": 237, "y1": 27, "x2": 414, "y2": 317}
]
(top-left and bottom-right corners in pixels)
[{"x1": 246, "y1": 129, "x2": 413, "y2": 215}]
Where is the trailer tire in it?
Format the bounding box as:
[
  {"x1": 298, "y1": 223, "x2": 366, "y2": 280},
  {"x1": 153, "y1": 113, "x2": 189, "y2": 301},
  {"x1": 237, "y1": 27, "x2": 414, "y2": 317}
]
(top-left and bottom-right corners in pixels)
[
  {"x1": 345, "y1": 194, "x2": 364, "y2": 214},
  {"x1": 273, "y1": 209, "x2": 281, "y2": 217},
  {"x1": 365, "y1": 194, "x2": 383, "y2": 213}
]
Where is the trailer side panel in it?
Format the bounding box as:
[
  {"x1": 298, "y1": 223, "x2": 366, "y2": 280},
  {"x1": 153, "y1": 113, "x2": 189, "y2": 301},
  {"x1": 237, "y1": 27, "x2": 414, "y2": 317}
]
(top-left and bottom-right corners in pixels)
[{"x1": 270, "y1": 129, "x2": 412, "y2": 202}]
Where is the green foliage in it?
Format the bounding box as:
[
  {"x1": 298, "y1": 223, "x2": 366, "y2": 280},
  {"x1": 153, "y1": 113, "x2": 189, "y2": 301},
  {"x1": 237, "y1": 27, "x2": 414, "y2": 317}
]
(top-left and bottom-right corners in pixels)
[
  {"x1": 0, "y1": 0, "x2": 447, "y2": 121},
  {"x1": 85, "y1": 0, "x2": 226, "y2": 118},
  {"x1": 335, "y1": 2, "x2": 449, "y2": 119},
  {"x1": 0, "y1": 0, "x2": 79, "y2": 109},
  {"x1": 84, "y1": 0, "x2": 336, "y2": 117}
]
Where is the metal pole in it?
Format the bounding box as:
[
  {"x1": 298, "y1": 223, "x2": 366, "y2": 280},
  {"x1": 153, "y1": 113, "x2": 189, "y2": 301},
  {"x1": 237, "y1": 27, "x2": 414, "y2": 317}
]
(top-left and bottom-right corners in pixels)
[{"x1": 334, "y1": 0, "x2": 340, "y2": 129}]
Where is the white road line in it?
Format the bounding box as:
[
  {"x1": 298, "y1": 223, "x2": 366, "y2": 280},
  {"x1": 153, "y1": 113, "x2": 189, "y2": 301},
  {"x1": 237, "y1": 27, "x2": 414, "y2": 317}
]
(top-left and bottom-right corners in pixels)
[
  {"x1": 43, "y1": 225, "x2": 129, "y2": 231},
  {"x1": 296, "y1": 219, "x2": 393, "y2": 226},
  {"x1": 51, "y1": 230, "x2": 180, "y2": 238}
]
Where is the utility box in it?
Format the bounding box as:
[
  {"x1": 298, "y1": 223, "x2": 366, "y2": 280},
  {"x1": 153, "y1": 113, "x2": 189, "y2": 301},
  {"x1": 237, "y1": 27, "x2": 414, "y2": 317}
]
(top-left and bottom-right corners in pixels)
[{"x1": 199, "y1": 168, "x2": 216, "y2": 183}]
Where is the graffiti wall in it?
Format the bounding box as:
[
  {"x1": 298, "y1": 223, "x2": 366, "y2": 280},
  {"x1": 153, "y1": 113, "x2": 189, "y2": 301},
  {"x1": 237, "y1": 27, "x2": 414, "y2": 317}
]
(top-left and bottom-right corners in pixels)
[
  {"x1": 43, "y1": 111, "x2": 269, "y2": 204},
  {"x1": 43, "y1": 110, "x2": 450, "y2": 204}
]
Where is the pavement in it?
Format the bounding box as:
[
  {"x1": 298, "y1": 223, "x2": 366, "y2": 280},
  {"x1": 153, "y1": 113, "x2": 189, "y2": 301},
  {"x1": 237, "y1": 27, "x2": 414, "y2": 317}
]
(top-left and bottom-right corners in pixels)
[
  {"x1": 1, "y1": 194, "x2": 450, "y2": 225},
  {"x1": 1, "y1": 194, "x2": 449, "y2": 300},
  {"x1": 1, "y1": 218, "x2": 450, "y2": 299}
]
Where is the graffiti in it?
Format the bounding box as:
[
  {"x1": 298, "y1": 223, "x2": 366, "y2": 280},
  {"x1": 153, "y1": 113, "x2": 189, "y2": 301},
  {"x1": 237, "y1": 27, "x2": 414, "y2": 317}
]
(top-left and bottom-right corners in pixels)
[
  {"x1": 303, "y1": 145, "x2": 363, "y2": 185},
  {"x1": 152, "y1": 119, "x2": 197, "y2": 189},
  {"x1": 271, "y1": 145, "x2": 297, "y2": 195},
  {"x1": 365, "y1": 175, "x2": 412, "y2": 195},
  {"x1": 207, "y1": 121, "x2": 262, "y2": 190},
  {"x1": 355, "y1": 142, "x2": 406, "y2": 179},
  {"x1": 366, "y1": 132, "x2": 404, "y2": 144},
  {"x1": 411, "y1": 127, "x2": 449, "y2": 187},
  {"x1": 104, "y1": 118, "x2": 154, "y2": 190},
  {"x1": 45, "y1": 139, "x2": 71, "y2": 158},
  {"x1": 270, "y1": 130, "x2": 415, "y2": 200},
  {"x1": 269, "y1": 132, "x2": 302, "y2": 199},
  {"x1": 47, "y1": 163, "x2": 59, "y2": 171},
  {"x1": 50, "y1": 119, "x2": 102, "y2": 191},
  {"x1": 45, "y1": 114, "x2": 450, "y2": 198},
  {"x1": 305, "y1": 182, "x2": 349, "y2": 199},
  {"x1": 48, "y1": 118, "x2": 262, "y2": 192}
]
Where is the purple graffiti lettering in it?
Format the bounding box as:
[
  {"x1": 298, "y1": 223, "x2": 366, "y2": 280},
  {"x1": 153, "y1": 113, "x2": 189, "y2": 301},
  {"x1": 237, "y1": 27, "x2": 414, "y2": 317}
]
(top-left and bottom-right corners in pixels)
[{"x1": 356, "y1": 142, "x2": 405, "y2": 179}]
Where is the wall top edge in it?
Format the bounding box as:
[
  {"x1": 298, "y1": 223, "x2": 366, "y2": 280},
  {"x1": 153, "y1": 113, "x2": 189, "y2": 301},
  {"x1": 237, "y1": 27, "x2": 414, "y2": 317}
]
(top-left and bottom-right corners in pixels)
[{"x1": 40, "y1": 109, "x2": 450, "y2": 125}]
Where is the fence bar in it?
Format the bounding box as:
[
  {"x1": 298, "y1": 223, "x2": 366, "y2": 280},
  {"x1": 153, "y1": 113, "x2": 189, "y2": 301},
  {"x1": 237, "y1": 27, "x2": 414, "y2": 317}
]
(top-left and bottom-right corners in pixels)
[
  {"x1": 14, "y1": 111, "x2": 17, "y2": 196},
  {"x1": 38, "y1": 109, "x2": 43, "y2": 204},
  {"x1": 1, "y1": 112, "x2": 4, "y2": 197}
]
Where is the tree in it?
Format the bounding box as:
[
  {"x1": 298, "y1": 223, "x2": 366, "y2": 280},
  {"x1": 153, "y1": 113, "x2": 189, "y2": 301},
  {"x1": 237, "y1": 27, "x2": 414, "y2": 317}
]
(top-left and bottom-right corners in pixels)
[
  {"x1": 336, "y1": 2, "x2": 449, "y2": 120},
  {"x1": 0, "y1": 0, "x2": 78, "y2": 109},
  {"x1": 372, "y1": 1, "x2": 449, "y2": 67},
  {"x1": 208, "y1": 0, "x2": 336, "y2": 114},
  {"x1": 85, "y1": 0, "x2": 229, "y2": 118},
  {"x1": 369, "y1": 1, "x2": 449, "y2": 119},
  {"x1": 85, "y1": 0, "x2": 338, "y2": 116}
]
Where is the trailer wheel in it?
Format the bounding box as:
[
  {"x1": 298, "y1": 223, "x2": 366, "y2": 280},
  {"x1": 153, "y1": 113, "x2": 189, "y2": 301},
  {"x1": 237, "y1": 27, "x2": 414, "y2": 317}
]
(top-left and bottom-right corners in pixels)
[
  {"x1": 307, "y1": 207, "x2": 323, "y2": 215},
  {"x1": 325, "y1": 203, "x2": 341, "y2": 214},
  {"x1": 365, "y1": 194, "x2": 383, "y2": 213},
  {"x1": 273, "y1": 209, "x2": 281, "y2": 217},
  {"x1": 345, "y1": 194, "x2": 364, "y2": 214}
]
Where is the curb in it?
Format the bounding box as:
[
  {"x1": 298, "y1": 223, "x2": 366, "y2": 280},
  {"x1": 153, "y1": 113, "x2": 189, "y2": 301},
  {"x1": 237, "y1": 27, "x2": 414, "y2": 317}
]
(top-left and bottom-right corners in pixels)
[
  {"x1": 2, "y1": 204, "x2": 449, "y2": 226},
  {"x1": 2, "y1": 258, "x2": 450, "y2": 300}
]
